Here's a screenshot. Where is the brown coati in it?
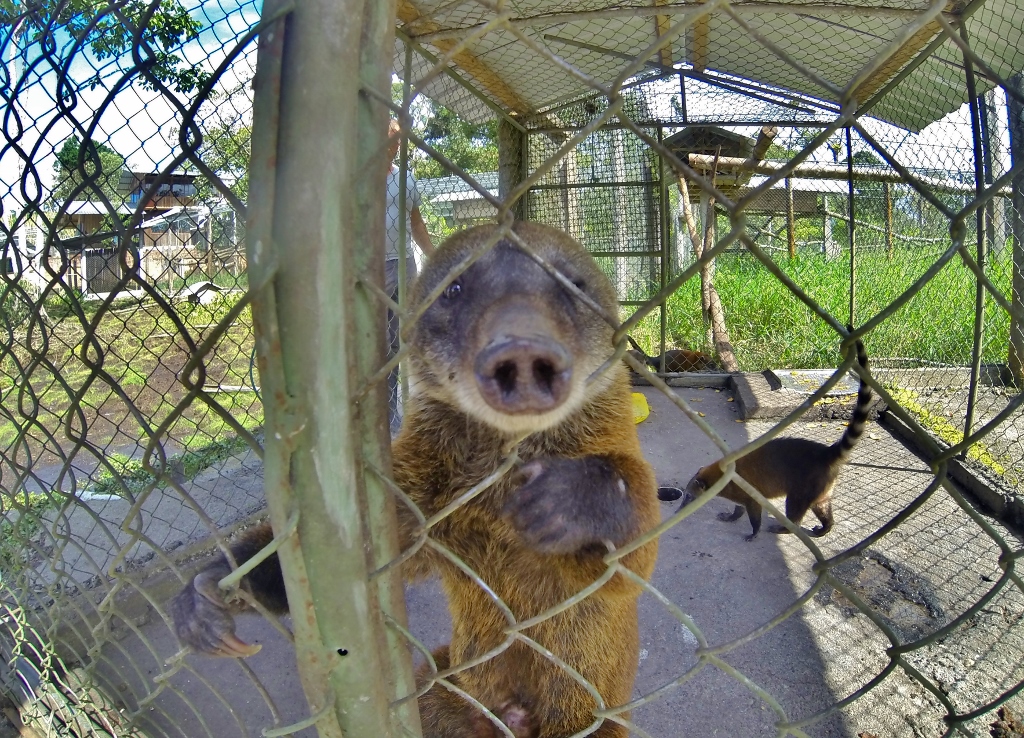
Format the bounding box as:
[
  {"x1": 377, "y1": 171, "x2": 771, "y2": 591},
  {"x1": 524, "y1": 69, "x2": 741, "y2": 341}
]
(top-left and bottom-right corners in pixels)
[
  {"x1": 169, "y1": 222, "x2": 660, "y2": 738},
  {"x1": 625, "y1": 335, "x2": 717, "y2": 373},
  {"x1": 681, "y1": 339, "x2": 870, "y2": 541}
]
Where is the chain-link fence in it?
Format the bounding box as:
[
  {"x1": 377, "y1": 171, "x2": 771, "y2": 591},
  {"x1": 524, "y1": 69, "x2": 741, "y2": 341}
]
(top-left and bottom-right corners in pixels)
[{"x1": 1, "y1": 0, "x2": 1024, "y2": 736}]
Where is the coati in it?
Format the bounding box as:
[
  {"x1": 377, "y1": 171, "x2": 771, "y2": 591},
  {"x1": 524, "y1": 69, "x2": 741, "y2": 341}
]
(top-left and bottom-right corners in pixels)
[
  {"x1": 169, "y1": 222, "x2": 660, "y2": 738},
  {"x1": 681, "y1": 339, "x2": 870, "y2": 541},
  {"x1": 625, "y1": 335, "x2": 717, "y2": 373}
]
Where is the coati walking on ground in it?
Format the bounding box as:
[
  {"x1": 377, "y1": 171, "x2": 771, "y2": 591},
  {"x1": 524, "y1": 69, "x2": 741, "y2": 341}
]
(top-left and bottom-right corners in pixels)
[
  {"x1": 625, "y1": 335, "x2": 717, "y2": 373},
  {"x1": 681, "y1": 339, "x2": 870, "y2": 541},
  {"x1": 170, "y1": 223, "x2": 660, "y2": 738}
]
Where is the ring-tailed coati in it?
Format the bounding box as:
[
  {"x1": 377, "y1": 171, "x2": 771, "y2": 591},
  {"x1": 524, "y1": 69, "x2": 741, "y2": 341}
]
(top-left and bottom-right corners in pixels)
[
  {"x1": 625, "y1": 335, "x2": 717, "y2": 373},
  {"x1": 169, "y1": 222, "x2": 660, "y2": 738},
  {"x1": 681, "y1": 339, "x2": 870, "y2": 541}
]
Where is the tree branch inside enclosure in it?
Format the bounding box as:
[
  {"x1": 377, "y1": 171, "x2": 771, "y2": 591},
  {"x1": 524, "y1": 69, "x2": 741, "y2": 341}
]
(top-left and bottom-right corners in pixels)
[{"x1": 676, "y1": 163, "x2": 739, "y2": 371}]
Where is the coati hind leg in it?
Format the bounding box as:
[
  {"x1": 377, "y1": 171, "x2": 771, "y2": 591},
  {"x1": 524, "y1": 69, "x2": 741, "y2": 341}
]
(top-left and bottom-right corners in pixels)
[
  {"x1": 768, "y1": 487, "x2": 833, "y2": 537},
  {"x1": 808, "y1": 496, "x2": 834, "y2": 537},
  {"x1": 767, "y1": 488, "x2": 816, "y2": 536},
  {"x1": 416, "y1": 647, "x2": 538, "y2": 738}
]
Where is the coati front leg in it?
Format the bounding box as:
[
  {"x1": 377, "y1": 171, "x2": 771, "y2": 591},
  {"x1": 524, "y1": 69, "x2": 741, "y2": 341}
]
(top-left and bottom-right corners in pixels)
[
  {"x1": 171, "y1": 497, "x2": 428, "y2": 657},
  {"x1": 717, "y1": 505, "x2": 745, "y2": 523},
  {"x1": 502, "y1": 454, "x2": 643, "y2": 556},
  {"x1": 168, "y1": 523, "x2": 286, "y2": 657}
]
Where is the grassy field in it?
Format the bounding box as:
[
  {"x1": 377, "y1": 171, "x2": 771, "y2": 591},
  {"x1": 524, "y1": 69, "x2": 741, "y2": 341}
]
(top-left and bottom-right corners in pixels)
[
  {"x1": 628, "y1": 245, "x2": 1013, "y2": 371},
  {"x1": 0, "y1": 289, "x2": 262, "y2": 481}
]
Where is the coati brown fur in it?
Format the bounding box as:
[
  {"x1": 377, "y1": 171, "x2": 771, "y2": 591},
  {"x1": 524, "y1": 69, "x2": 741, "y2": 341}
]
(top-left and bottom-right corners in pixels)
[
  {"x1": 681, "y1": 339, "x2": 870, "y2": 541},
  {"x1": 170, "y1": 222, "x2": 660, "y2": 738},
  {"x1": 626, "y1": 335, "x2": 717, "y2": 373}
]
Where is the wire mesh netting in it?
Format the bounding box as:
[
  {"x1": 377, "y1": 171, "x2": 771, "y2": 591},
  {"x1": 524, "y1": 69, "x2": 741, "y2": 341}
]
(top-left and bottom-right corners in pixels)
[{"x1": 1, "y1": 0, "x2": 1023, "y2": 737}]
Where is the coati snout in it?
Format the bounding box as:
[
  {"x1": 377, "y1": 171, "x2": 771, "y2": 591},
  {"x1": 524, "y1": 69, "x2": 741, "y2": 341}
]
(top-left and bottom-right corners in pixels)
[
  {"x1": 409, "y1": 223, "x2": 619, "y2": 434},
  {"x1": 474, "y1": 330, "x2": 573, "y2": 414}
]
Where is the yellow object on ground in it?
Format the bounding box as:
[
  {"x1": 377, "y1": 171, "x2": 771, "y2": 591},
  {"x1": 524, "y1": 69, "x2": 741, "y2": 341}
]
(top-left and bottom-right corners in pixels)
[{"x1": 632, "y1": 392, "x2": 650, "y2": 424}]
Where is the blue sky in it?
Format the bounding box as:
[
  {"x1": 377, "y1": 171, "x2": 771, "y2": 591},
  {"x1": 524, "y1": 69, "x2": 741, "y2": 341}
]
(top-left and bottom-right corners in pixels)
[{"x1": 1, "y1": 0, "x2": 261, "y2": 217}]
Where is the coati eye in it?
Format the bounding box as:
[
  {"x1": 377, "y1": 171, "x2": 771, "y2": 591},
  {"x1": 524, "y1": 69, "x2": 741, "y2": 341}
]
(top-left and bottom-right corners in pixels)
[
  {"x1": 571, "y1": 278, "x2": 586, "y2": 292},
  {"x1": 443, "y1": 280, "x2": 462, "y2": 300}
]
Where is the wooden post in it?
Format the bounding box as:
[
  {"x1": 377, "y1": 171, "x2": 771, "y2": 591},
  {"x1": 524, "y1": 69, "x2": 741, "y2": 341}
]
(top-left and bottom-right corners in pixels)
[{"x1": 786, "y1": 177, "x2": 796, "y2": 258}]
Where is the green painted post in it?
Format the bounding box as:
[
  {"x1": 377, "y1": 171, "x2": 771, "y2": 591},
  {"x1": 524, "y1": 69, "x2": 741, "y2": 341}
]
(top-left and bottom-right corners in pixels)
[{"x1": 246, "y1": 1, "x2": 420, "y2": 736}]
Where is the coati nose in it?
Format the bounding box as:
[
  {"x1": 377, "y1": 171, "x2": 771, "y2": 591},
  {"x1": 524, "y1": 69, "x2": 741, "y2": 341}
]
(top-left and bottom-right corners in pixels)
[{"x1": 474, "y1": 338, "x2": 573, "y2": 414}]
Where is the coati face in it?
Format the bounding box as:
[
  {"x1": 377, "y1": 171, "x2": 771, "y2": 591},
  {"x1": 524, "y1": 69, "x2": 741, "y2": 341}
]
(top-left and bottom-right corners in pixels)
[
  {"x1": 684, "y1": 463, "x2": 721, "y2": 499},
  {"x1": 408, "y1": 222, "x2": 621, "y2": 436}
]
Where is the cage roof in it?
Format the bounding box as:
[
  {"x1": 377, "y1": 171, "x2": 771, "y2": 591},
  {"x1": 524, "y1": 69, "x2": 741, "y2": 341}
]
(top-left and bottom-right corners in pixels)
[{"x1": 397, "y1": 0, "x2": 1024, "y2": 133}]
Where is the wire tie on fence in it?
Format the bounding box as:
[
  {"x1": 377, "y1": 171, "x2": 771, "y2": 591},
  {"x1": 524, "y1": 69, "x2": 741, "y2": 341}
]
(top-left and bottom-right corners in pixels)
[
  {"x1": 261, "y1": 691, "x2": 335, "y2": 738},
  {"x1": 218, "y1": 510, "x2": 299, "y2": 592}
]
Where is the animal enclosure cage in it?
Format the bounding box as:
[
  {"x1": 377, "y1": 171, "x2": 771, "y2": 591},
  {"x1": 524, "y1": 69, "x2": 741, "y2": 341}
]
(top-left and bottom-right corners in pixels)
[{"x1": 0, "y1": 1, "x2": 1023, "y2": 738}]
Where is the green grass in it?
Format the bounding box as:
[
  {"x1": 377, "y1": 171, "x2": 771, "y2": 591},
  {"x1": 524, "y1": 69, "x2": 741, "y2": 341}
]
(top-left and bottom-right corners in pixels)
[
  {"x1": 91, "y1": 434, "x2": 253, "y2": 498},
  {"x1": 0, "y1": 291, "x2": 261, "y2": 470},
  {"x1": 629, "y1": 246, "x2": 1011, "y2": 371},
  {"x1": 0, "y1": 492, "x2": 56, "y2": 576},
  {"x1": 887, "y1": 386, "x2": 1020, "y2": 488}
]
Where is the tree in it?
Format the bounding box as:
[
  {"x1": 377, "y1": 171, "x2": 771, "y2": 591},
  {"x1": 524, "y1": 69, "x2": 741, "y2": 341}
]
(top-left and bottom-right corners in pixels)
[
  {"x1": 193, "y1": 119, "x2": 251, "y2": 203},
  {"x1": 1, "y1": 0, "x2": 208, "y2": 94},
  {"x1": 416, "y1": 104, "x2": 498, "y2": 179},
  {"x1": 390, "y1": 82, "x2": 498, "y2": 179},
  {"x1": 51, "y1": 134, "x2": 126, "y2": 204}
]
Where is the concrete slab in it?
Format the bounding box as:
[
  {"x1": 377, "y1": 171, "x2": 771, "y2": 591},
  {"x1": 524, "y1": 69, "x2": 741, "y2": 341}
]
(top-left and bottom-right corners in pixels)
[{"x1": 11, "y1": 386, "x2": 1024, "y2": 738}]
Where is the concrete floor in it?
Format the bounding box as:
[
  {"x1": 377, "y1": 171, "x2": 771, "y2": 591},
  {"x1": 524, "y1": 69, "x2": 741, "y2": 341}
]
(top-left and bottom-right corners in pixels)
[{"x1": 20, "y1": 385, "x2": 1024, "y2": 738}]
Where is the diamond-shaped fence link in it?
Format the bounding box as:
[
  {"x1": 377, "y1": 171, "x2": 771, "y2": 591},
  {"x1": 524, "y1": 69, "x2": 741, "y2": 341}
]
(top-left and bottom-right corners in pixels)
[{"x1": 1, "y1": 0, "x2": 1023, "y2": 737}]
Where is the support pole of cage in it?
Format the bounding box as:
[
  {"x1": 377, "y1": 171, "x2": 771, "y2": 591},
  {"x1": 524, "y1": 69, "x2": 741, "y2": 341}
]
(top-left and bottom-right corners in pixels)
[
  {"x1": 845, "y1": 127, "x2": 856, "y2": 327},
  {"x1": 962, "y1": 25, "x2": 987, "y2": 444},
  {"x1": 398, "y1": 40, "x2": 413, "y2": 410},
  {"x1": 658, "y1": 127, "x2": 669, "y2": 360},
  {"x1": 786, "y1": 177, "x2": 796, "y2": 258},
  {"x1": 884, "y1": 181, "x2": 894, "y2": 258},
  {"x1": 980, "y1": 92, "x2": 999, "y2": 260},
  {"x1": 498, "y1": 119, "x2": 526, "y2": 221},
  {"x1": 246, "y1": 2, "x2": 420, "y2": 736},
  {"x1": 1008, "y1": 73, "x2": 1024, "y2": 386}
]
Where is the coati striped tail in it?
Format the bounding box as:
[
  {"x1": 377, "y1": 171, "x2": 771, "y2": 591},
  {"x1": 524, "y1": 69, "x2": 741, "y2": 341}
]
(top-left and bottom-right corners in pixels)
[{"x1": 834, "y1": 339, "x2": 871, "y2": 461}]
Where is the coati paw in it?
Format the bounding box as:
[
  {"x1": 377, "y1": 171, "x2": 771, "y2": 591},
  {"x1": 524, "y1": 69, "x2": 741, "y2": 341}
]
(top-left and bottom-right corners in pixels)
[
  {"x1": 766, "y1": 523, "x2": 791, "y2": 535},
  {"x1": 743, "y1": 532, "x2": 759, "y2": 542},
  {"x1": 496, "y1": 702, "x2": 538, "y2": 738},
  {"x1": 169, "y1": 569, "x2": 261, "y2": 658},
  {"x1": 470, "y1": 702, "x2": 537, "y2": 738},
  {"x1": 503, "y1": 456, "x2": 633, "y2": 555}
]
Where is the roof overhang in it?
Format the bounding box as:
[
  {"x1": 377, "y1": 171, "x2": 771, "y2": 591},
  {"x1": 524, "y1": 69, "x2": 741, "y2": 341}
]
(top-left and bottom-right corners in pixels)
[{"x1": 396, "y1": 0, "x2": 1022, "y2": 133}]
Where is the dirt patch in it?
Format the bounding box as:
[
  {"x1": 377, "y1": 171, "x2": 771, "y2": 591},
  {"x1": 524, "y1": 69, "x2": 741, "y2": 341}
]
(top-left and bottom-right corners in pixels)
[{"x1": 816, "y1": 548, "x2": 947, "y2": 643}]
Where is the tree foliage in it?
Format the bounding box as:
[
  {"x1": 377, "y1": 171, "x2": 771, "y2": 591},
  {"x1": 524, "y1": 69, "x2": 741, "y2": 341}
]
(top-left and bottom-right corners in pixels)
[
  {"x1": 193, "y1": 118, "x2": 251, "y2": 203},
  {"x1": 391, "y1": 83, "x2": 498, "y2": 179},
  {"x1": 1, "y1": 0, "x2": 208, "y2": 94},
  {"x1": 52, "y1": 134, "x2": 126, "y2": 204}
]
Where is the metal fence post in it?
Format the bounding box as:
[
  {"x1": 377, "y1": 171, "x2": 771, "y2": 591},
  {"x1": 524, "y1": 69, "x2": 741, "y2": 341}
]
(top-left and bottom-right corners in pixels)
[{"x1": 246, "y1": 1, "x2": 418, "y2": 736}]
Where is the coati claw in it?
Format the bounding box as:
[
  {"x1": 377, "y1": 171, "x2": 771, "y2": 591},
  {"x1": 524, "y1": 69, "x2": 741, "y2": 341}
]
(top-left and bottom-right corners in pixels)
[{"x1": 169, "y1": 568, "x2": 261, "y2": 658}]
